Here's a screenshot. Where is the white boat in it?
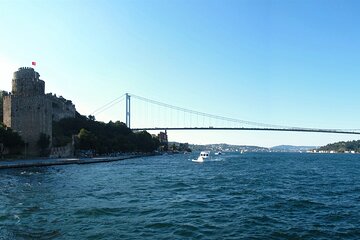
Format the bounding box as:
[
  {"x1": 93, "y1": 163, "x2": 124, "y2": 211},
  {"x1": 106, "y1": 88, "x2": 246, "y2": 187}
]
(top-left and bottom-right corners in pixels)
[
  {"x1": 214, "y1": 151, "x2": 222, "y2": 155},
  {"x1": 192, "y1": 151, "x2": 210, "y2": 163}
]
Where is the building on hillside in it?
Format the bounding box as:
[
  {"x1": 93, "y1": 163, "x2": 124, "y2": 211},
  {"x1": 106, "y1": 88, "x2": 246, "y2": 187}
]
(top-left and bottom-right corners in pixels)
[
  {"x1": 158, "y1": 131, "x2": 168, "y2": 151},
  {"x1": 158, "y1": 131, "x2": 168, "y2": 144},
  {"x1": 2, "y1": 67, "x2": 76, "y2": 156}
]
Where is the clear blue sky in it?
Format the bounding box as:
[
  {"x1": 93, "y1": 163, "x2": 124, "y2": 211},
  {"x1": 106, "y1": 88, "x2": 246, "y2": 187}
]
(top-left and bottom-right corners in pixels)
[{"x1": 1, "y1": 0, "x2": 360, "y2": 147}]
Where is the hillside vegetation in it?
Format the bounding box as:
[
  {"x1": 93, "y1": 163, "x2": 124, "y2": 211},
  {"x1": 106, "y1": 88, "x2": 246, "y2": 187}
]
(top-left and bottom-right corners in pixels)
[
  {"x1": 53, "y1": 113, "x2": 160, "y2": 154},
  {"x1": 0, "y1": 123, "x2": 24, "y2": 155},
  {"x1": 318, "y1": 140, "x2": 360, "y2": 153}
]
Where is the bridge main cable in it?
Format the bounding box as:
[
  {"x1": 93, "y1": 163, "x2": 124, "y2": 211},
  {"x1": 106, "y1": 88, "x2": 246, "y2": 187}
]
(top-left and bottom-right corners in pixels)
[
  {"x1": 130, "y1": 93, "x2": 319, "y2": 130},
  {"x1": 91, "y1": 94, "x2": 126, "y2": 116},
  {"x1": 91, "y1": 93, "x2": 360, "y2": 135}
]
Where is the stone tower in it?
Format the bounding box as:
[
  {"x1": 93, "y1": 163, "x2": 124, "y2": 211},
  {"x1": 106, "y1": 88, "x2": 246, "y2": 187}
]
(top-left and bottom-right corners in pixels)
[{"x1": 3, "y1": 67, "x2": 76, "y2": 156}]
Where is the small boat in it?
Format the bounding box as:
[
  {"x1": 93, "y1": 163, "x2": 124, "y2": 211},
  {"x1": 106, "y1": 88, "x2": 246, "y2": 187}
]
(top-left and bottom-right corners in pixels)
[
  {"x1": 214, "y1": 151, "x2": 222, "y2": 155},
  {"x1": 192, "y1": 151, "x2": 210, "y2": 163}
]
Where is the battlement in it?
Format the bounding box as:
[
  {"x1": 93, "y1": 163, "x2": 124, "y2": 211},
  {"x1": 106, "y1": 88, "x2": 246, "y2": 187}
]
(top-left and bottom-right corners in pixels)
[
  {"x1": 19, "y1": 67, "x2": 33, "y2": 70},
  {"x1": 12, "y1": 67, "x2": 44, "y2": 96},
  {"x1": 13, "y1": 67, "x2": 40, "y2": 81},
  {"x1": 46, "y1": 93, "x2": 74, "y2": 105}
]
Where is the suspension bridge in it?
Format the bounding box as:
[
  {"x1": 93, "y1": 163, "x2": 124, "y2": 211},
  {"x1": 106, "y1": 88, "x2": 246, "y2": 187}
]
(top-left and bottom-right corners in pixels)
[{"x1": 91, "y1": 93, "x2": 360, "y2": 135}]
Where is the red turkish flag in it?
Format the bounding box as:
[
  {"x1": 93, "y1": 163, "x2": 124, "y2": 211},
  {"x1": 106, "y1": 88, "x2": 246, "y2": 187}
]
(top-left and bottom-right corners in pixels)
[{"x1": 32, "y1": 61, "x2": 36, "y2": 66}]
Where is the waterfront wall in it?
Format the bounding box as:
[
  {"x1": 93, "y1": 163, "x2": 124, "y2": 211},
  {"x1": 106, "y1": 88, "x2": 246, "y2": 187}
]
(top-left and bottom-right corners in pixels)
[{"x1": 50, "y1": 143, "x2": 74, "y2": 158}]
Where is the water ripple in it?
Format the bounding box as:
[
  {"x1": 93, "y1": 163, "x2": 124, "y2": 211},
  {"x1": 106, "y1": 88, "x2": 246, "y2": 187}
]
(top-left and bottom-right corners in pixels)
[{"x1": 1, "y1": 153, "x2": 360, "y2": 239}]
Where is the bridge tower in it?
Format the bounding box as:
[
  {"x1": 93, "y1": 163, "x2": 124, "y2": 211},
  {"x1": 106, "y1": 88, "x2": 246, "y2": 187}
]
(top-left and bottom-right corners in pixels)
[{"x1": 126, "y1": 93, "x2": 131, "y2": 128}]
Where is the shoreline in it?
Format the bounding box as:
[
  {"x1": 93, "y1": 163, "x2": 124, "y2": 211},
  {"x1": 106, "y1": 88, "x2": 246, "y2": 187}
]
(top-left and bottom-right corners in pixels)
[{"x1": 0, "y1": 153, "x2": 157, "y2": 169}]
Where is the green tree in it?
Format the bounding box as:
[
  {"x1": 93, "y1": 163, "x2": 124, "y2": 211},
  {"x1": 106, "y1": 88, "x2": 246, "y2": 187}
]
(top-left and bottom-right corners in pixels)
[
  {"x1": 134, "y1": 131, "x2": 153, "y2": 152},
  {"x1": 77, "y1": 128, "x2": 97, "y2": 150},
  {"x1": 0, "y1": 123, "x2": 24, "y2": 155},
  {"x1": 88, "y1": 115, "x2": 95, "y2": 121}
]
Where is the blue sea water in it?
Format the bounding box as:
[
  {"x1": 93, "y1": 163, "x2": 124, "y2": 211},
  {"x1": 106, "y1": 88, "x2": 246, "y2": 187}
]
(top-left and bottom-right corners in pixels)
[{"x1": 1, "y1": 152, "x2": 360, "y2": 239}]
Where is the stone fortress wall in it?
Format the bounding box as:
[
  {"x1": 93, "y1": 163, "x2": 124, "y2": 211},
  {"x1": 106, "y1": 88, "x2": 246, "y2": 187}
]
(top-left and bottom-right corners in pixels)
[
  {"x1": 0, "y1": 91, "x2": 4, "y2": 119},
  {"x1": 2, "y1": 67, "x2": 76, "y2": 156},
  {"x1": 47, "y1": 93, "x2": 76, "y2": 122},
  {"x1": 3, "y1": 95, "x2": 53, "y2": 155}
]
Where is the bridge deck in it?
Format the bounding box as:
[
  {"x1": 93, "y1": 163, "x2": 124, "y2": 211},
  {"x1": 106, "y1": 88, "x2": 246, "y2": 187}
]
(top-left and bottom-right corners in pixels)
[{"x1": 131, "y1": 127, "x2": 360, "y2": 135}]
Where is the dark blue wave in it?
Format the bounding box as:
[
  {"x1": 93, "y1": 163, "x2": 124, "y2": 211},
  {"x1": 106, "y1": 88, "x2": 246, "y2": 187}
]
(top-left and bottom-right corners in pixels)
[{"x1": 1, "y1": 152, "x2": 360, "y2": 239}]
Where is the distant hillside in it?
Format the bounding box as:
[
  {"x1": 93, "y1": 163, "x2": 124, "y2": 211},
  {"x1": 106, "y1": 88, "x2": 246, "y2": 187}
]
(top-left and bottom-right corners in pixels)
[
  {"x1": 189, "y1": 143, "x2": 269, "y2": 152},
  {"x1": 318, "y1": 140, "x2": 360, "y2": 153},
  {"x1": 270, "y1": 145, "x2": 318, "y2": 152},
  {"x1": 172, "y1": 142, "x2": 322, "y2": 153},
  {"x1": 188, "y1": 143, "x2": 318, "y2": 153}
]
